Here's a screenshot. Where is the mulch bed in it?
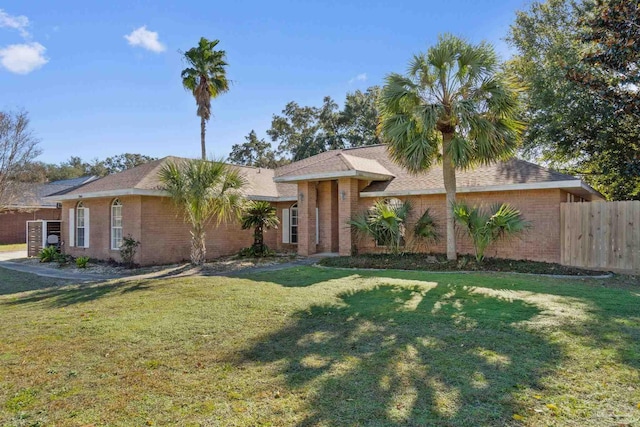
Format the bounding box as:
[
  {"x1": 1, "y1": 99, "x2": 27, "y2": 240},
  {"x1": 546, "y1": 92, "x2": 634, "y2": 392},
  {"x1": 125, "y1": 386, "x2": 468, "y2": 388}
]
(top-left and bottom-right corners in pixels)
[{"x1": 319, "y1": 253, "x2": 609, "y2": 276}]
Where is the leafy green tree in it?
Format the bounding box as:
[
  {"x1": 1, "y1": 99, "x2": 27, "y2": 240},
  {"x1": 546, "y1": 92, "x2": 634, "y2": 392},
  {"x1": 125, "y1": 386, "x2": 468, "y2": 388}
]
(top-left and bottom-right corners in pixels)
[
  {"x1": 103, "y1": 153, "x2": 156, "y2": 174},
  {"x1": 240, "y1": 200, "x2": 280, "y2": 255},
  {"x1": 267, "y1": 88, "x2": 381, "y2": 161},
  {"x1": 572, "y1": 0, "x2": 639, "y2": 116},
  {"x1": 349, "y1": 199, "x2": 412, "y2": 255},
  {"x1": 181, "y1": 38, "x2": 230, "y2": 160},
  {"x1": 228, "y1": 130, "x2": 282, "y2": 168},
  {"x1": 379, "y1": 34, "x2": 524, "y2": 260},
  {"x1": 453, "y1": 202, "x2": 530, "y2": 262},
  {"x1": 159, "y1": 158, "x2": 246, "y2": 265},
  {"x1": 508, "y1": 0, "x2": 640, "y2": 200},
  {"x1": 340, "y1": 86, "x2": 382, "y2": 148}
]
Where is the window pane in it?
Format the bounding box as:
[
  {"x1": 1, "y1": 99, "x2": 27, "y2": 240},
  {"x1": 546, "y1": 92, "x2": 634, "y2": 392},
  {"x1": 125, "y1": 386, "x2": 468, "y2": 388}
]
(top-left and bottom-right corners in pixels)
[
  {"x1": 77, "y1": 208, "x2": 84, "y2": 227},
  {"x1": 77, "y1": 229, "x2": 85, "y2": 247}
]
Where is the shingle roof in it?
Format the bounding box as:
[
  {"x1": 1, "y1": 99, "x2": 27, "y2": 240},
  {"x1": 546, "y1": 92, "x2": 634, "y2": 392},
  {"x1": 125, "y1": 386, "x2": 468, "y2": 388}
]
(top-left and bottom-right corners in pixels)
[
  {"x1": 274, "y1": 150, "x2": 393, "y2": 181},
  {"x1": 44, "y1": 145, "x2": 602, "y2": 202},
  {"x1": 49, "y1": 157, "x2": 297, "y2": 201},
  {"x1": 7, "y1": 176, "x2": 97, "y2": 208}
]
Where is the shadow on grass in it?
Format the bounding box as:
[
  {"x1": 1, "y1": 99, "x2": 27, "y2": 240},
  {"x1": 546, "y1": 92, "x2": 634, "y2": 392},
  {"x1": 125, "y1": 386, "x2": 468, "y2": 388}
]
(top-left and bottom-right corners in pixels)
[
  {"x1": 240, "y1": 281, "x2": 559, "y2": 426},
  {"x1": 1, "y1": 279, "x2": 157, "y2": 308},
  {"x1": 235, "y1": 266, "x2": 355, "y2": 287}
]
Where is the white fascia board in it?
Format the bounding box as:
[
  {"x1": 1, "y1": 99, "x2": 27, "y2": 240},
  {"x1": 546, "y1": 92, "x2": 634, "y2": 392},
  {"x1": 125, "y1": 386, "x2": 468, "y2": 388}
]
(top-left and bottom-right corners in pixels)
[
  {"x1": 42, "y1": 188, "x2": 169, "y2": 201},
  {"x1": 360, "y1": 180, "x2": 592, "y2": 198},
  {"x1": 248, "y1": 195, "x2": 298, "y2": 202},
  {"x1": 7, "y1": 205, "x2": 58, "y2": 209},
  {"x1": 274, "y1": 170, "x2": 393, "y2": 183}
]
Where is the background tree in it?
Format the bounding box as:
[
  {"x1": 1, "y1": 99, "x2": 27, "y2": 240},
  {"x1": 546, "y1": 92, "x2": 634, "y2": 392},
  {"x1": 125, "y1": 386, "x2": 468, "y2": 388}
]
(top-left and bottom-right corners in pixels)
[
  {"x1": 267, "y1": 87, "x2": 381, "y2": 162},
  {"x1": 181, "y1": 37, "x2": 230, "y2": 160},
  {"x1": 0, "y1": 110, "x2": 41, "y2": 211},
  {"x1": 103, "y1": 153, "x2": 156, "y2": 174},
  {"x1": 228, "y1": 130, "x2": 282, "y2": 168},
  {"x1": 159, "y1": 158, "x2": 245, "y2": 265},
  {"x1": 508, "y1": 0, "x2": 640, "y2": 200},
  {"x1": 240, "y1": 200, "x2": 279, "y2": 256},
  {"x1": 379, "y1": 34, "x2": 523, "y2": 260}
]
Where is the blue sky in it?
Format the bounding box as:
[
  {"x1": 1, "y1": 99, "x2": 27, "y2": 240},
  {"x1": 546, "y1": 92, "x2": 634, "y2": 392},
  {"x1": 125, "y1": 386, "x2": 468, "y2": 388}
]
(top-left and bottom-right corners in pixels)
[{"x1": 1, "y1": 0, "x2": 528, "y2": 164}]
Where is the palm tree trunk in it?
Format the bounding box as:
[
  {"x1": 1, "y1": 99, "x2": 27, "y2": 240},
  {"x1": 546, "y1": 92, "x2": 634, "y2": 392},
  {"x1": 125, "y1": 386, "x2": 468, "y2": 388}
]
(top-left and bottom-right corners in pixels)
[
  {"x1": 190, "y1": 226, "x2": 207, "y2": 265},
  {"x1": 200, "y1": 116, "x2": 207, "y2": 160},
  {"x1": 442, "y1": 133, "x2": 457, "y2": 261}
]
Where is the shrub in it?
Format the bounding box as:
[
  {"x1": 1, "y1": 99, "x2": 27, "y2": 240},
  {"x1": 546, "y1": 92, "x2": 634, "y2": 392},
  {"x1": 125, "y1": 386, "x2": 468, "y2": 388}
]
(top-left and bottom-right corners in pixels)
[
  {"x1": 241, "y1": 201, "x2": 279, "y2": 257},
  {"x1": 75, "y1": 256, "x2": 90, "y2": 268},
  {"x1": 38, "y1": 246, "x2": 58, "y2": 263},
  {"x1": 53, "y1": 252, "x2": 70, "y2": 264},
  {"x1": 120, "y1": 235, "x2": 140, "y2": 268},
  {"x1": 238, "y1": 245, "x2": 275, "y2": 258},
  {"x1": 453, "y1": 202, "x2": 530, "y2": 262},
  {"x1": 349, "y1": 199, "x2": 411, "y2": 255},
  {"x1": 412, "y1": 208, "x2": 439, "y2": 249}
]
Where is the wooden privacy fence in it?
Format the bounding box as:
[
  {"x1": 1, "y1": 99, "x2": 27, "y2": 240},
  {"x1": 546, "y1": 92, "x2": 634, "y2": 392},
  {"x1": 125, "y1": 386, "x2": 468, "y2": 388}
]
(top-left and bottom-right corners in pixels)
[{"x1": 560, "y1": 201, "x2": 640, "y2": 272}]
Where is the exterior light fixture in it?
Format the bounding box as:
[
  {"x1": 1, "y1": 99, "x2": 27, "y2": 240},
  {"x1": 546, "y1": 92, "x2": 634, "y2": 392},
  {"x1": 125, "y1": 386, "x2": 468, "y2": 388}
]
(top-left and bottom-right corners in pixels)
[
  {"x1": 340, "y1": 190, "x2": 346, "y2": 201},
  {"x1": 299, "y1": 192, "x2": 304, "y2": 201}
]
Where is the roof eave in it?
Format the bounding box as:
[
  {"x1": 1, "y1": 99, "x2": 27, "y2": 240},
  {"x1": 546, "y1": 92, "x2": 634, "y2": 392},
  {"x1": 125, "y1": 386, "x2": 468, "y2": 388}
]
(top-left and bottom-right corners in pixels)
[
  {"x1": 42, "y1": 188, "x2": 169, "y2": 201},
  {"x1": 360, "y1": 180, "x2": 604, "y2": 200},
  {"x1": 274, "y1": 170, "x2": 394, "y2": 183}
]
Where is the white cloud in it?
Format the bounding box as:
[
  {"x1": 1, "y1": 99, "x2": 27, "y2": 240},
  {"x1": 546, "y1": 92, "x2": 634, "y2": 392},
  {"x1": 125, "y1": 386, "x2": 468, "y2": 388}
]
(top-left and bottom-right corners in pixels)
[
  {"x1": 124, "y1": 26, "x2": 166, "y2": 53},
  {"x1": 0, "y1": 42, "x2": 48, "y2": 74},
  {"x1": 0, "y1": 9, "x2": 30, "y2": 38},
  {"x1": 349, "y1": 73, "x2": 368, "y2": 85}
]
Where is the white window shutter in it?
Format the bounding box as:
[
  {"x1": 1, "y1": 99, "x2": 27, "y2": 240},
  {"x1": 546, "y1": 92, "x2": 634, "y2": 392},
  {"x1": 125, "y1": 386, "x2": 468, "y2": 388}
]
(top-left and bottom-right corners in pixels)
[
  {"x1": 84, "y1": 208, "x2": 90, "y2": 248},
  {"x1": 69, "y1": 208, "x2": 75, "y2": 247},
  {"x1": 315, "y1": 207, "x2": 319, "y2": 244},
  {"x1": 282, "y1": 208, "x2": 290, "y2": 243}
]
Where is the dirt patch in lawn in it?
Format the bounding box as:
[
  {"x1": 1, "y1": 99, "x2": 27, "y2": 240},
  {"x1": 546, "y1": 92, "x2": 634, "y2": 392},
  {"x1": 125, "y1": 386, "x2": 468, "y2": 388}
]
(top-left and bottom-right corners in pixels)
[
  {"x1": 16, "y1": 254, "x2": 302, "y2": 277},
  {"x1": 319, "y1": 253, "x2": 608, "y2": 276}
]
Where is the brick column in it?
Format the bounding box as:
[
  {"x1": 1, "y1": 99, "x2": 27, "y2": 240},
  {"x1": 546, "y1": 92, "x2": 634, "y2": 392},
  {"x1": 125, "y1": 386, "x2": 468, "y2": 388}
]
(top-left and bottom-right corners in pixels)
[
  {"x1": 297, "y1": 181, "x2": 317, "y2": 256},
  {"x1": 338, "y1": 178, "x2": 359, "y2": 256},
  {"x1": 317, "y1": 181, "x2": 339, "y2": 253}
]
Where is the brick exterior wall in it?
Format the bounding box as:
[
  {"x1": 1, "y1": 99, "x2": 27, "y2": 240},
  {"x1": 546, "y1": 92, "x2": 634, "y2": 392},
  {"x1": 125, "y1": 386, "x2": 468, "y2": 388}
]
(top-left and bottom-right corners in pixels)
[
  {"x1": 356, "y1": 188, "x2": 567, "y2": 263},
  {"x1": 57, "y1": 186, "x2": 572, "y2": 265},
  {"x1": 0, "y1": 208, "x2": 60, "y2": 244},
  {"x1": 61, "y1": 196, "x2": 274, "y2": 266}
]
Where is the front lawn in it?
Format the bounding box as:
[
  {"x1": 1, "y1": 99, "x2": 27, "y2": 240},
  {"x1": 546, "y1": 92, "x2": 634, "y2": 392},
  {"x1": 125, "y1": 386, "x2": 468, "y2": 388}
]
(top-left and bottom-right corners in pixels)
[
  {"x1": 0, "y1": 266, "x2": 638, "y2": 426},
  {"x1": 0, "y1": 243, "x2": 26, "y2": 253}
]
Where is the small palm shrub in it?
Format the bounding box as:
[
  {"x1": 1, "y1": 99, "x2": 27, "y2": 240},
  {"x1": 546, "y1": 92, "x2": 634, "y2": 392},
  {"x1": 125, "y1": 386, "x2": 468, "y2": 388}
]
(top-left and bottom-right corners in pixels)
[
  {"x1": 412, "y1": 208, "x2": 439, "y2": 249},
  {"x1": 120, "y1": 235, "x2": 140, "y2": 268},
  {"x1": 349, "y1": 200, "x2": 412, "y2": 255},
  {"x1": 240, "y1": 200, "x2": 279, "y2": 257},
  {"x1": 38, "y1": 246, "x2": 58, "y2": 263},
  {"x1": 75, "y1": 256, "x2": 90, "y2": 268},
  {"x1": 453, "y1": 202, "x2": 530, "y2": 262}
]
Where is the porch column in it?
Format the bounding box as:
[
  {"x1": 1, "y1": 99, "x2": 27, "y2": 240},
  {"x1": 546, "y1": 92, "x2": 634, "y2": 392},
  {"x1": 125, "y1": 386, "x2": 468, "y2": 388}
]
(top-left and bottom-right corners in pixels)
[
  {"x1": 317, "y1": 180, "x2": 339, "y2": 253},
  {"x1": 297, "y1": 181, "x2": 317, "y2": 256},
  {"x1": 338, "y1": 178, "x2": 359, "y2": 256}
]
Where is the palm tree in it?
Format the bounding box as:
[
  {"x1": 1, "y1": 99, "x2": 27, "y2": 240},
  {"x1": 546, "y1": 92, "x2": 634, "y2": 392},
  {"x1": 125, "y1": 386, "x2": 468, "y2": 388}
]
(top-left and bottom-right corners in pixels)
[
  {"x1": 181, "y1": 38, "x2": 230, "y2": 160},
  {"x1": 378, "y1": 34, "x2": 524, "y2": 260},
  {"x1": 159, "y1": 158, "x2": 246, "y2": 265},
  {"x1": 453, "y1": 202, "x2": 530, "y2": 262},
  {"x1": 241, "y1": 200, "x2": 280, "y2": 256}
]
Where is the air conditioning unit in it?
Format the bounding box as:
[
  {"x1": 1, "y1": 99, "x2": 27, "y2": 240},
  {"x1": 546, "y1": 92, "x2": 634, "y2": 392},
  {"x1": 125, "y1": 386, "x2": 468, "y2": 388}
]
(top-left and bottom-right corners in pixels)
[{"x1": 56, "y1": 202, "x2": 62, "y2": 209}]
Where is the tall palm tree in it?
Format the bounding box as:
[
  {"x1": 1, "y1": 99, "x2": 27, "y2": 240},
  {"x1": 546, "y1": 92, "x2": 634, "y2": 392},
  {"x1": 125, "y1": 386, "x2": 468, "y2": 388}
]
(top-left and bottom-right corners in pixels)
[
  {"x1": 241, "y1": 200, "x2": 280, "y2": 256},
  {"x1": 159, "y1": 158, "x2": 246, "y2": 265},
  {"x1": 378, "y1": 34, "x2": 524, "y2": 260},
  {"x1": 181, "y1": 38, "x2": 230, "y2": 160}
]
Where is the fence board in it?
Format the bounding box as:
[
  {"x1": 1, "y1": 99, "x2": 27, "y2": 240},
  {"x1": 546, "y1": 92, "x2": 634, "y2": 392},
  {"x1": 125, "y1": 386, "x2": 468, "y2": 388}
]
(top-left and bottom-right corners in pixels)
[{"x1": 561, "y1": 201, "x2": 640, "y2": 272}]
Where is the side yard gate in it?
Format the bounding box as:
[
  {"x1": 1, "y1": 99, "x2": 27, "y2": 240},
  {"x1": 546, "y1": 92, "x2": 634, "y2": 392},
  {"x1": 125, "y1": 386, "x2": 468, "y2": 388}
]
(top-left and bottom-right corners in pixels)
[{"x1": 560, "y1": 201, "x2": 640, "y2": 272}]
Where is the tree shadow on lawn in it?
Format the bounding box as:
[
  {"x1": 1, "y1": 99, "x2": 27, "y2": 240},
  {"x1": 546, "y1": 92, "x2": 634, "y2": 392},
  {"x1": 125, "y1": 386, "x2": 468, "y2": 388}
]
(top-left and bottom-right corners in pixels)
[
  {"x1": 240, "y1": 281, "x2": 560, "y2": 426},
  {"x1": 1, "y1": 278, "x2": 158, "y2": 308}
]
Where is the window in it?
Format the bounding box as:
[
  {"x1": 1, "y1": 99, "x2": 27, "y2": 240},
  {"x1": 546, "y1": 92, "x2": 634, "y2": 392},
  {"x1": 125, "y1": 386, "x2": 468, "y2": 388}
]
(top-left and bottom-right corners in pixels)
[
  {"x1": 111, "y1": 199, "x2": 123, "y2": 250},
  {"x1": 76, "y1": 202, "x2": 86, "y2": 247},
  {"x1": 290, "y1": 203, "x2": 298, "y2": 244}
]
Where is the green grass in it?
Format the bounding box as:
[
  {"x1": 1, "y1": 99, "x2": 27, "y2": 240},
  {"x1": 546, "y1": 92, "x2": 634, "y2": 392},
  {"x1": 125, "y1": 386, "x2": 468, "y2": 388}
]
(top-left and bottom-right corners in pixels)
[
  {"x1": 0, "y1": 243, "x2": 26, "y2": 253},
  {"x1": 0, "y1": 266, "x2": 639, "y2": 426}
]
